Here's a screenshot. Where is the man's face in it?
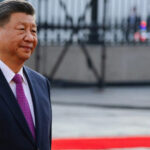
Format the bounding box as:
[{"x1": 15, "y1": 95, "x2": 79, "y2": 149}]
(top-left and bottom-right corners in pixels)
[{"x1": 0, "y1": 12, "x2": 37, "y2": 63}]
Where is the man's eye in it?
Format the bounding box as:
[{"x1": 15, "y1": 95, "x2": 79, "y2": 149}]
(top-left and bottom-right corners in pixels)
[
  {"x1": 19, "y1": 28, "x2": 25, "y2": 30},
  {"x1": 32, "y1": 30, "x2": 37, "y2": 34},
  {"x1": 32, "y1": 30, "x2": 37, "y2": 33}
]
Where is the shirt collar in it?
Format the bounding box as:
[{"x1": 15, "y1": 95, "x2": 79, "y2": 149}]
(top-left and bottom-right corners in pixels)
[
  {"x1": 0, "y1": 60, "x2": 27, "y2": 84},
  {"x1": 18, "y1": 67, "x2": 27, "y2": 84}
]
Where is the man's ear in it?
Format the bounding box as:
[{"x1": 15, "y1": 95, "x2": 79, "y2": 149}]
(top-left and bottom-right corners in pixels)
[
  {"x1": 0, "y1": 27, "x2": 4, "y2": 39},
  {"x1": 0, "y1": 26, "x2": 4, "y2": 31},
  {"x1": 0, "y1": 27, "x2": 3, "y2": 34},
  {"x1": 0, "y1": 27, "x2": 2, "y2": 34}
]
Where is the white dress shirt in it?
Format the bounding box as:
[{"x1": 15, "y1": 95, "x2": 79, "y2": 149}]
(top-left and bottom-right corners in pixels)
[{"x1": 0, "y1": 60, "x2": 35, "y2": 126}]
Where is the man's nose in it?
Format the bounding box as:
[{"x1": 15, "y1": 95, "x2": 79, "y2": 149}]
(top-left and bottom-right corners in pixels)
[{"x1": 24, "y1": 31, "x2": 34, "y2": 42}]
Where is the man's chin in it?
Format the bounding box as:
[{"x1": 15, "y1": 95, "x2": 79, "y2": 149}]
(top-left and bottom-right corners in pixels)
[{"x1": 19, "y1": 54, "x2": 32, "y2": 62}]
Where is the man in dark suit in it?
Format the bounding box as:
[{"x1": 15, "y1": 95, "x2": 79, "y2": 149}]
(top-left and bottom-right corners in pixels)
[
  {"x1": 0, "y1": 0, "x2": 52, "y2": 150},
  {"x1": 126, "y1": 6, "x2": 141, "y2": 42}
]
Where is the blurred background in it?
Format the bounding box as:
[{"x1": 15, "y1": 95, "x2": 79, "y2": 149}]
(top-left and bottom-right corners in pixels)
[
  {"x1": 5, "y1": 0, "x2": 150, "y2": 149},
  {"x1": 24, "y1": 0, "x2": 150, "y2": 88}
]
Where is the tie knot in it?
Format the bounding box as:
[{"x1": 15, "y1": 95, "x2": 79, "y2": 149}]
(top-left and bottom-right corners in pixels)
[{"x1": 13, "y1": 74, "x2": 22, "y2": 84}]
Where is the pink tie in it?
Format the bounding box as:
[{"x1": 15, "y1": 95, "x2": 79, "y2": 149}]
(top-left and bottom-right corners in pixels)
[{"x1": 13, "y1": 74, "x2": 35, "y2": 140}]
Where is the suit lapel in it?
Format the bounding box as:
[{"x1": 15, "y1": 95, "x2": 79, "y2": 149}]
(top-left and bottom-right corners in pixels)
[
  {"x1": 0, "y1": 69, "x2": 35, "y2": 145},
  {"x1": 23, "y1": 67, "x2": 42, "y2": 147}
]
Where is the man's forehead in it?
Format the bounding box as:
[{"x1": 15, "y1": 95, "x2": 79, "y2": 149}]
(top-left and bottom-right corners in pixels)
[{"x1": 10, "y1": 12, "x2": 36, "y2": 25}]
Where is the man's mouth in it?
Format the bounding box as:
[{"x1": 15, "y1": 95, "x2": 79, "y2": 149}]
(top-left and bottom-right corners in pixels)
[{"x1": 20, "y1": 46, "x2": 33, "y2": 50}]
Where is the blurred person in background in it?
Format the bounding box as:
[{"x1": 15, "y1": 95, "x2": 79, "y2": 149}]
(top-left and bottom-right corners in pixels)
[
  {"x1": 126, "y1": 6, "x2": 141, "y2": 42},
  {"x1": 0, "y1": 0, "x2": 52, "y2": 150}
]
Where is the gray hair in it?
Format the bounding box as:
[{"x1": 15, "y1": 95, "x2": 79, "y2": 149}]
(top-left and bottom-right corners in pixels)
[{"x1": 0, "y1": 0, "x2": 35, "y2": 26}]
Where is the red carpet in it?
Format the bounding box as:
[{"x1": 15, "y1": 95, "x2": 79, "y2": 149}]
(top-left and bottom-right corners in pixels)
[{"x1": 52, "y1": 136, "x2": 150, "y2": 149}]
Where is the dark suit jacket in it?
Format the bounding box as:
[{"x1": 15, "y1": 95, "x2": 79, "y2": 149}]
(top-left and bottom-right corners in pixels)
[{"x1": 0, "y1": 66, "x2": 52, "y2": 150}]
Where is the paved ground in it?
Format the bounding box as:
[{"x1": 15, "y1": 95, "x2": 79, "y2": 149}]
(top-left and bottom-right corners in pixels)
[{"x1": 51, "y1": 87, "x2": 150, "y2": 149}]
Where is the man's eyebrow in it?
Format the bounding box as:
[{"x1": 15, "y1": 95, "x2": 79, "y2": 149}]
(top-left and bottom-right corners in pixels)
[{"x1": 16, "y1": 21, "x2": 37, "y2": 27}]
